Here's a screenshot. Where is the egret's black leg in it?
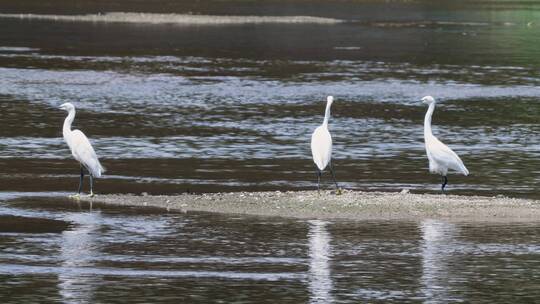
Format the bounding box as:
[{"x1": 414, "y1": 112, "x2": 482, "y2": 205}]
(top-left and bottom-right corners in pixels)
[
  {"x1": 78, "y1": 166, "x2": 84, "y2": 194},
  {"x1": 330, "y1": 163, "x2": 339, "y2": 190},
  {"x1": 315, "y1": 168, "x2": 322, "y2": 193},
  {"x1": 314, "y1": 163, "x2": 322, "y2": 193},
  {"x1": 89, "y1": 174, "x2": 94, "y2": 197},
  {"x1": 441, "y1": 176, "x2": 448, "y2": 193}
]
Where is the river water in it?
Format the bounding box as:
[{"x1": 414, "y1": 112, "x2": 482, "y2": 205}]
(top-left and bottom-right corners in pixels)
[
  {"x1": 0, "y1": 0, "x2": 539, "y2": 197},
  {"x1": 1, "y1": 196, "x2": 540, "y2": 303},
  {"x1": 0, "y1": 0, "x2": 539, "y2": 302}
]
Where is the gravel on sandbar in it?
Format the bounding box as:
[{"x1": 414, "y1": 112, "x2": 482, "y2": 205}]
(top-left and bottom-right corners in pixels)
[{"x1": 80, "y1": 190, "x2": 540, "y2": 222}]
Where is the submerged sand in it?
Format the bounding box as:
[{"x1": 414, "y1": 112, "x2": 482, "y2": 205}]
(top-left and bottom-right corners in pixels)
[
  {"x1": 80, "y1": 190, "x2": 540, "y2": 222},
  {"x1": 0, "y1": 13, "x2": 342, "y2": 25}
]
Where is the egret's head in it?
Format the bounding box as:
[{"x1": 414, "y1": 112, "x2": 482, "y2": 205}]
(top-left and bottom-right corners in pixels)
[
  {"x1": 421, "y1": 96, "x2": 435, "y2": 105},
  {"x1": 59, "y1": 102, "x2": 75, "y2": 112},
  {"x1": 327, "y1": 95, "x2": 334, "y2": 105}
]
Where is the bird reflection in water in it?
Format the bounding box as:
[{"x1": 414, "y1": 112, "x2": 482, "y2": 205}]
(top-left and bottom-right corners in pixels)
[
  {"x1": 58, "y1": 211, "x2": 102, "y2": 303},
  {"x1": 308, "y1": 220, "x2": 335, "y2": 304},
  {"x1": 420, "y1": 219, "x2": 461, "y2": 302}
]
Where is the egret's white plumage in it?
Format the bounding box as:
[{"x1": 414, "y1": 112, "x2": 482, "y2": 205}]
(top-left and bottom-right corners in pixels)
[
  {"x1": 422, "y1": 96, "x2": 468, "y2": 192},
  {"x1": 311, "y1": 96, "x2": 333, "y2": 171},
  {"x1": 311, "y1": 96, "x2": 339, "y2": 192},
  {"x1": 60, "y1": 102, "x2": 104, "y2": 196}
]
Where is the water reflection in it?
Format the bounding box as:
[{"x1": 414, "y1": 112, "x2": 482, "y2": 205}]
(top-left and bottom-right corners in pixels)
[
  {"x1": 308, "y1": 220, "x2": 334, "y2": 304},
  {"x1": 58, "y1": 210, "x2": 102, "y2": 303},
  {"x1": 420, "y1": 219, "x2": 461, "y2": 303},
  {"x1": 1, "y1": 195, "x2": 540, "y2": 302}
]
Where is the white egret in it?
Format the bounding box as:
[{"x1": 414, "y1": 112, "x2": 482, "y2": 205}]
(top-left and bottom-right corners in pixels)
[
  {"x1": 60, "y1": 103, "x2": 104, "y2": 197},
  {"x1": 422, "y1": 96, "x2": 469, "y2": 193},
  {"x1": 311, "y1": 96, "x2": 340, "y2": 193}
]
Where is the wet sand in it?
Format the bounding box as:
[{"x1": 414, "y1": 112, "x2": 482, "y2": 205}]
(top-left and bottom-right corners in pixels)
[
  {"x1": 80, "y1": 190, "x2": 540, "y2": 222},
  {"x1": 0, "y1": 13, "x2": 342, "y2": 25}
]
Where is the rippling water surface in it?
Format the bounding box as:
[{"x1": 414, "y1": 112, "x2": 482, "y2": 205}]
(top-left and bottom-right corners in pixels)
[
  {"x1": 1, "y1": 1, "x2": 540, "y2": 196},
  {"x1": 1, "y1": 1, "x2": 540, "y2": 301},
  {"x1": 1, "y1": 197, "x2": 540, "y2": 303},
  {"x1": 1, "y1": 1, "x2": 540, "y2": 195}
]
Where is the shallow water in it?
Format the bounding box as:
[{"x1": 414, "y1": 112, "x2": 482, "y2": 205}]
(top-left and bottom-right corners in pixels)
[
  {"x1": 1, "y1": 197, "x2": 540, "y2": 303},
  {"x1": 0, "y1": 1, "x2": 539, "y2": 197},
  {"x1": 1, "y1": 1, "x2": 540, "y2": 301}
]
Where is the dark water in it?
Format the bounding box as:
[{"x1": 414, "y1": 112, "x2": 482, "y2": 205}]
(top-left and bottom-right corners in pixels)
[
  {"x1": 1, "y1": 1, "x2": 540, "y2": 301},
  {"x1": 1, "y1": 196, "x2": 540, "y2": 303},
  {"x1": 0, "y1": 0, "x2": 539, "y2": 197}
]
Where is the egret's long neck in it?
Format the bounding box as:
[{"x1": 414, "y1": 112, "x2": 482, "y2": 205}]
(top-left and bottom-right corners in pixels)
[
  {"x1": 63, "y1": 109, "x2": 75, "y2": 136},
  {"x1": 424, "y1": 102, "x2": 435, "y2": 138},
  {"x1": 322, "y1": 101, "x2": 332, "y2": 126}
]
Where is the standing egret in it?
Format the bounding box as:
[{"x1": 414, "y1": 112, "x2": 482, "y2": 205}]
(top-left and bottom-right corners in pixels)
[
  {"x1": 422, "y1": 96, "x2": 469, "y2": 193},
  {"x1": 311, "y1": 96, "x2": 340, "y2": 193},
  {"x1": 60, "y1": 103, "x2": 104, "y2": 198}
]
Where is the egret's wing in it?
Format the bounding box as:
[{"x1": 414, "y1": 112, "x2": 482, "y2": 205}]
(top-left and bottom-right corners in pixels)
[
  {"x1": 70, "y1": 130, "x2": 104, "y2": 177},
  {"x1": 311, "y1": 126, "x2": 332, "y2": 171},
  {"x1": 427, "y1": 137, "x2": 469, "y2": 175}
]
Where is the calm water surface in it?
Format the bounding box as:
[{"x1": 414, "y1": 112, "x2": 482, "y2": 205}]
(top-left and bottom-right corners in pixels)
[{"x1": 1, "y1": 0, "x2": 540, "y2": 302}]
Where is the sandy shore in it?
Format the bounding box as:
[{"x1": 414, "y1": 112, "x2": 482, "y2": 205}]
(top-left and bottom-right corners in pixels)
[{"x1": 79, "y1": 190, "x2": 540, "y2": 222}]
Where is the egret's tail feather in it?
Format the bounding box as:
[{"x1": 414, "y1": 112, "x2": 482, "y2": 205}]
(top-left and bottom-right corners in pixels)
[
  {"x1": 85, "y1": 159, "x2": 104, "y2": 178},
  {"x1": 91, "y1": 168, "x2": 102, "y2": 178},
  {"x1": 458, "y1": 162, "x2": 469, "y2": 176},
  {"x1": 95, "y1": 162, "x2": 105, "y2": 178}
]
